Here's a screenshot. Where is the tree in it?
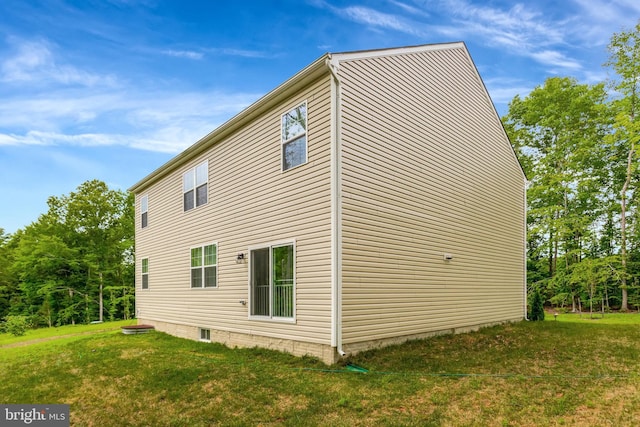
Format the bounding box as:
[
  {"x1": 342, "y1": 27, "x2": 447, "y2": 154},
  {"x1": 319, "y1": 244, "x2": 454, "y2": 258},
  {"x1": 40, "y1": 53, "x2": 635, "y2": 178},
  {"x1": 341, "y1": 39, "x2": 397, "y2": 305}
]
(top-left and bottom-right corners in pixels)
[
  {"x1": 8, "y1": 180, "x2": 134, "y2": 326},
  {"x1": 606, "y1": 22, "x2": 640, "y2": 311},
  {"x1": 11, "y1": 222, "x2": 85, "y2": 326},
  {"x1": 503, "y1": 77, "x2": 609, "y2": 303},
  {"x1": 529, "y1": 289, "x2": 545, "y2": 321},
  {"x1": 0, "y1": 229, "x2": 13, "y2": 318}
]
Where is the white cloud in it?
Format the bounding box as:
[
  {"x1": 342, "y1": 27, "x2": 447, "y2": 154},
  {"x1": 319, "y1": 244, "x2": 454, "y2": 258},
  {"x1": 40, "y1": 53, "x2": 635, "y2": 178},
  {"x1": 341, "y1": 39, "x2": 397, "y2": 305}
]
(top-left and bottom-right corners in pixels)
[
  {"x1": 529, "y1": 50, "x2": 582, "y2": 71},
  {"x1": 315, "y1": 1, "x2": 424, "y2": 36},
  {"x1": 436, "y1": 0, "x2": 565, "y2": 48},
  {"x1": 343, "y1": 6, "x2": 413, "y2": 32},
  {"x1": 217, "y1": 48, "x2": 269, "y2": 58},
  {"x1": 0, "y1": 37, "x2": 260, "y2": 153},
  {"x1": 161, "y1": 49, "x2": 204, "y2": 60},
  {"x1": 570, "y1": 0, "x2": 640, "y2": 46},
  {"x1": 0, "y1": 87, "x2": 260, "y2": 153},
  {"x1": 1, "y1": 38, "x2": 118, "y2": 87},
  {"x1": 389, "y1": 0, "x2": 430, "y2": 17},
  {"x1": 573, "y1": 0, "x2": 640, "y2": 23},
  {"x1": 483, "y1": 77, "x2": 534, "y2": 105},
  {"x1": 0, "y1": 129, "x2": 195, "y2": 153}
]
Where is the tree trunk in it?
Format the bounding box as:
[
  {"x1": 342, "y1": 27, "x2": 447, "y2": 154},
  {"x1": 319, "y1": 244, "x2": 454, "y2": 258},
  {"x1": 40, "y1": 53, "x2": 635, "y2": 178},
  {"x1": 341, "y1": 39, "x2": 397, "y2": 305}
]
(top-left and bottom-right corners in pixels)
[
  {"x1": 99, "y1": 272, "x2": 104, "y2": 322},
  {"x1": 549, "y1": 226, "x2": 555, "y2": 277},
  {"x1": 578, "y1": 297, "x2": 582, "y2": 317},
  {"x1": 620, "y1": 141, "x2": 635, "y2": 312}
]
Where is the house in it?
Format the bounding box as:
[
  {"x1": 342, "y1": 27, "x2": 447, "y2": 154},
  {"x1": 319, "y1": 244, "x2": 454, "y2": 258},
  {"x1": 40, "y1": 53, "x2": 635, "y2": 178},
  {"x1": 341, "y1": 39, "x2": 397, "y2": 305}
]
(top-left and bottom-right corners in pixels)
[{"x1": 128, "y1": 42, "x2": 526, "y2": 365}]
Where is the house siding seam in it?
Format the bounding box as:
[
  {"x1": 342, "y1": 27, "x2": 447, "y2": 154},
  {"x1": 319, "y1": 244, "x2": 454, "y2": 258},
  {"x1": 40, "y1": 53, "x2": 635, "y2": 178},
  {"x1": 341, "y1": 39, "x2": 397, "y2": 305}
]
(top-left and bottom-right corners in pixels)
[
  {"x1": 135, "y1": 75, "x2": 334, "y2": 351},
  {"x1": 337, "y1": 46, "x2": 525, "y2": 344}
]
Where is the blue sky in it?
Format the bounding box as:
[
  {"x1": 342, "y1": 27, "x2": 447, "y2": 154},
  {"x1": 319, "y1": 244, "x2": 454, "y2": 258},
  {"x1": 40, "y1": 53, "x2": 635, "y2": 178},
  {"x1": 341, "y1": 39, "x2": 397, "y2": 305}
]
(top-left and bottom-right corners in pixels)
[{"x1": 1, "y1": 0, "x2": 638, "y2": 233}]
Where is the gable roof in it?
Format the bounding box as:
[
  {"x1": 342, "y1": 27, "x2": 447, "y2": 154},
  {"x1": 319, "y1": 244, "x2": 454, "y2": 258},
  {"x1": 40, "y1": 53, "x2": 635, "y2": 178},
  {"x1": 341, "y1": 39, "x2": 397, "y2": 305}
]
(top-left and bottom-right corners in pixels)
[{"x1": 129, "y1": 42, "x2": 522, "y2": 193}]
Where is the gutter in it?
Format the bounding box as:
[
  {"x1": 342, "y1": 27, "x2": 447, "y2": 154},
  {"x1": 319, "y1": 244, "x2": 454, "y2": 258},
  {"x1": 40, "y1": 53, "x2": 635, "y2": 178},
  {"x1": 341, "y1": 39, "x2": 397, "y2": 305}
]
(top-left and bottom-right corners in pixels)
[
  {"x1": 523, "y1": 179, "x2": 529, "y2": 321},
  {"x1": 326, "y1": 55, "x2": 346, "y2": 358}
]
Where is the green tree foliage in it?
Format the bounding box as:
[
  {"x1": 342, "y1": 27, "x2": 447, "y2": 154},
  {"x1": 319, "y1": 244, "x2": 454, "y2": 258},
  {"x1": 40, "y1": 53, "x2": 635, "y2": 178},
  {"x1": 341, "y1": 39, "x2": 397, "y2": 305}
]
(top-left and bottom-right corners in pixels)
[
  {"x1": 1, "y1": 315, "x2": 29, "y2": 336},
  {"x1": 605, "y1": 22, "x2": 640, "y2": 311},
  {"x1": 503, "y1": 22, "x2": 640, "y2": 313},
  {"x1": 503, "y1": 77, "x2": 610, "y2": 310},
  {"x1": 529, "y1": 289, "x2": 545, "y2": 321},
  {"x1": 0, "y1": 229, "x2": 15, "y2": 317},
  {"x1": 2, "y1": 180, "x2": 134, "y2": 327}
]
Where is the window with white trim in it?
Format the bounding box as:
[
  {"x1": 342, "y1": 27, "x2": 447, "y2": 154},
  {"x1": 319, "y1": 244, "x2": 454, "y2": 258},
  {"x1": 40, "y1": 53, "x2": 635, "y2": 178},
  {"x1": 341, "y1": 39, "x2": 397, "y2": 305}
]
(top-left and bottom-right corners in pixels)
[
  {"x1": 141, "y1": 258, "x2": 149, "y2": 289},
  {"x1": 199, "y1": 328, "x2": 211, "y2": 342},
  {"x1": 191, "y1": 243, "x2": 217, "y2": 288},
  {"x1": 281, "y1": 102, "x2": 307, "y2": 171},
  {"x1": 250, "y1": 243, "x2": 295, "y2": 319},
  {"x1": 141, "y1": 195, "x2": 148, "y2": 228},
  {"x1": 183, "y1": 161, "x2": 208, "y2": 211}
]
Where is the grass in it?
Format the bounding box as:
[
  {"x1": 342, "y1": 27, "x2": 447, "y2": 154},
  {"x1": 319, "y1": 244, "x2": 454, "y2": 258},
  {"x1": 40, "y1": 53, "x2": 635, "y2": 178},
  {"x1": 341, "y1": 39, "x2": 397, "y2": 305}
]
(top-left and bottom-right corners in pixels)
[
  {"x1": 0, "y1": 319, "x2": 136, "y2": 346},
  {"x1": 546, "y1": 311, "x2": 640, "y2": 325},
  {"x1": 1, "y1": 316, "x2": 640, "y2": 426}
]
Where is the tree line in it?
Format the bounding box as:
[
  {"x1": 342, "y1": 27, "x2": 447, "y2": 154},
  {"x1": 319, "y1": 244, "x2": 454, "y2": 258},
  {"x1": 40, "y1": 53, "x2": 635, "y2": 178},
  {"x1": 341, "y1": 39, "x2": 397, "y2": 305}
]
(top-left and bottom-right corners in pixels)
[
  {"x1": 503, "y1": 23, "x2": 640, "y2": 314},
  {"x1": 0, "y1": 180, "x2": 134, "y2": 328}
]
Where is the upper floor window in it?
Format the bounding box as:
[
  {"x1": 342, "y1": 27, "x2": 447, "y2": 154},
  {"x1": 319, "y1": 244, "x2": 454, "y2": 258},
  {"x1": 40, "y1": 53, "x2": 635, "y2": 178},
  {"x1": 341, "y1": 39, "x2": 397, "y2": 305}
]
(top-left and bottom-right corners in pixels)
[
  {"x1": 183, "y1": 161, "x2": 208, "y2": 211},
  {"x1": 191, "y1": 243, "x2": 217, "y2": 288},
  {"x1": 281, "y1": 102, "x2": 307, "y2": 171},
  {"x1": 140, "y1": 195, "x2": 148, "y2": 228}
]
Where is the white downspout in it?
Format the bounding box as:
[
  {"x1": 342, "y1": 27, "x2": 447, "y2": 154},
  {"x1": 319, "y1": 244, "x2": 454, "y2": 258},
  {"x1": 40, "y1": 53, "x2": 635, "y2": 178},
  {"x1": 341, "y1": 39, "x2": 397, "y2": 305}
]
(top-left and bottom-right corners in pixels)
[
  {"x1": 523, "y1": 179, "x2": 529, "y2": 321},
  {"x1": 327, "y1": 56, "x2": 346, "y2": 357}
]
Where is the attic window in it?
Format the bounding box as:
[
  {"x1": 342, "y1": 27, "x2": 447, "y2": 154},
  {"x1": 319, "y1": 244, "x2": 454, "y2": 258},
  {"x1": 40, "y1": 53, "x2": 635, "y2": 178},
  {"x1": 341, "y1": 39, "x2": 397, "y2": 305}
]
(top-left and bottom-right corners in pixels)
[
  {"x1": 183, "y1": 161, "x2": 208, "y2": 211},
  {"x1": 281, "y1": 102, "x2": 307, "y2": 171}
]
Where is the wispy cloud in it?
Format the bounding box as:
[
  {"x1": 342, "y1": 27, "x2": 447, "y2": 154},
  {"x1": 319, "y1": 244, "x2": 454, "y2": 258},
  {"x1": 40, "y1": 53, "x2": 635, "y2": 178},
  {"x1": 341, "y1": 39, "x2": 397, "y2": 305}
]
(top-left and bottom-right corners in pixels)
[
  {"x1": 160, "y1": 46, "x2": 269, "y2": 59},
  {"x1": 570, "y1": 0, "x2": 640, "y2": 45},
  {"x1": 0, "y1": 38, "x2": 261, "y2": 153},
  {"x1": 161, "y1": 49, "x2": 204, "y2": 60},
  {"x1": 483, "y1": 77, "x2": 534, "y2": 106},
  {"x1": 1, "y1": 38, "x2": 118, "y2": 87},
  {"x1": 389, "y1": 0, "x2": 430, "y2": 18},
  {"x1": 316, "y1": 0, "x2": 582, "y2": 71},
  {"x1": 529, "y1": 50, "x2": 582, "y2": 71},
  {"x1": 314, "y1": 1, "x2": 424, "y2": 36},
  {"x1": 342, "y1": 6, "x2": 418, "y2": 34},
  {"x1": 0, "y1": 89, "x2": 259, "y2": 153},
  {"x1": 217, "y1": 48, "x2": 269, "y2": 58}
]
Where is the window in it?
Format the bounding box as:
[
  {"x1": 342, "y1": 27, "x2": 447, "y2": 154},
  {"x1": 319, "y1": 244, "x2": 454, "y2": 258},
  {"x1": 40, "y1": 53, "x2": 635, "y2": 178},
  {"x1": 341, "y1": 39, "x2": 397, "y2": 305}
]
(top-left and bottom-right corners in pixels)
[
  {"x1": 199, "y1": 328, "x2": 211, "y2": 342},
  {"x1": 141, "y1": 195, "x2": 148, "y2": 228},
  {"x1": 250, "y1": 243, "x2": 295, "y2": 319},
  {"x1": 191, "y1": 243, "x2": 217, "y2": 288},
  {"x1": 281, "y1": 102, "x2": 307, "y2": 171},
  {"x1": 141, "y1": 258, "x2": 149, "y2": 289},
  {"x1": 183, "y1": 161, "x2": 208, "y2": 211}
]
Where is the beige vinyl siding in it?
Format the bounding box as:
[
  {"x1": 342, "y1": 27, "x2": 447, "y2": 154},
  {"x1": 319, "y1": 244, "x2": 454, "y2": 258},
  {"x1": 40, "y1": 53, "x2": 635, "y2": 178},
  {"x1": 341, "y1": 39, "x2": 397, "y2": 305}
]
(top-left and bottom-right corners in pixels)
[
  {"x1": 135, "y1": 74, "x2": 333, "y2": 345},
  {"x1": 338, "y1": 46, "x2": 525, "y2": 344}
]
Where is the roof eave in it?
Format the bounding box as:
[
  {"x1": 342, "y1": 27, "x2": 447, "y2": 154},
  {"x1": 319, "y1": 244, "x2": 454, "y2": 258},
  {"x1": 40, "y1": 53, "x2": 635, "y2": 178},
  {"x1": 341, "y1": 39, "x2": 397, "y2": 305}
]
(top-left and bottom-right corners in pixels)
[{"x1": 128, "y1": 53, "x2": 330, "y2": 193}]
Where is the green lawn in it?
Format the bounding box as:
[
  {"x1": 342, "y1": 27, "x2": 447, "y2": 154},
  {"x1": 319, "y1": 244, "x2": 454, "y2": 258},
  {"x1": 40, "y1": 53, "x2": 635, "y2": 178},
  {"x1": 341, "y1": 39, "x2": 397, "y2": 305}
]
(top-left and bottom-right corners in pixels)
[
  {"x1": 1, "y1": 316, "x2": 640, "y2": 426},
  {"x1": 0, "y1": 319, "x2": 136, "y2": 346}
]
